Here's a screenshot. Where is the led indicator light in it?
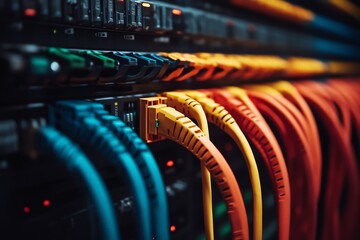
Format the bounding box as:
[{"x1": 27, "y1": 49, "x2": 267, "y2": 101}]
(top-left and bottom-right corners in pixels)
[
  {"x1": 43, "y1": 199, "x2": 51, "y2": 207},
  {"x1": 170, "y1": 225, "x2": 176, "y2": 232},
  {"x1": 23, "y1": 206, "x2": 31, "y2": 214},
  {"x1": 172, "y1": 9, "x2": 182, "y2": 16},
  {"x1": 50, "y1": 61, "x2": 60, "y2": 72},
  {"x1": 24, "y1": 9, "x2": 36, "y2": 17},
  {"x1": 166, "y1": 160, "x2": 175, "y2": 167},
  {"x1": 142, "y1": 2, "x2": 151, "y2": 8}
]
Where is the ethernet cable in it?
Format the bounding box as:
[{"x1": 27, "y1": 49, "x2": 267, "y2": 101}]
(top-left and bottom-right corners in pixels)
[
  {"x1": 182, "y1": 90, "x2": 263, "y2": 240},
  {"x1": 301, "y1": 81, "x2": 352, "y2": 142},
  {"x1": 161, "y1": 53, "x2": 212, "y2": 82},
  {"x1": 244, "y1": 84, "x2": 320, "y2": 196},
  {"x1": 162, "y1": 92, "x2": 214, "y2": 240},
  {"x1": 270, "y1": 81, "x2": 322, "y2": 200},
  {"x1": 94, "y1": 110, "x2": 170, "y2": 240},
  {"x1": 295, "y1": 83, "x2": 346, "y2": 240},
  {"x1": 329, "y1": 80, "x2": 360, "y2": 150},
  {"x1": 36, "y1": 127, "x2": 120, "y2": 240},
  {"x1": 195, "y1": 53, "x2": 238, "y2": 80},
  {"x1": 159, "y1": 52, "x2": 187, "y2": 81},
  {"x1": 244, "y1": 86, "x2": 317, "y2": 240},
  {"x1": 57, "y1": 100, "x2": 170, "y2": 240},
  {"x1": 174, "y1": 54, "x2": 209, "y2": 81},
  {"x1": 51, "y1": 101, "x2": 152, "y2": 240},
  {"x1": 303, "y1": 81, "x2": 359, "y2": 234},
  {"x1": 295, "y1": 82, "x2": 359, "y2": 240},
  {"x1": 140, "y1": 97, "x2": 249, "y2": 240},
  {"x1": 212, "y1": 89, "x2": 291, "y2": 240}
]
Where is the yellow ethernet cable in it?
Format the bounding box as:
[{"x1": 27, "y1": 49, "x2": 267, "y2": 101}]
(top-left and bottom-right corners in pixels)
[
  {"x1": 183, "y1": 90, "x2": 263, "y2": 240},
  {"x1": 286, "y1": 58, "x2": 328, "y2": 77},
  {"x1": 162, "y1": 92, "x2": 214, "y2": 240},
  {"x1": 140, "y1": 97, "x2": 249, "y2": 240}
]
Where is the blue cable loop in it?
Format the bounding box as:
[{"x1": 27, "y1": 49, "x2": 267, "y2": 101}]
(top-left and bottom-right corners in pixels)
[
  {"x1": 52, "y1": 101, "x2": 152, "y2": 240},
  {"x1": 64, "y1": 100, "x2": 170, "y2": 240},
  {"x1": 36, "y1": 127, "x2": 120, "y2": 240}
]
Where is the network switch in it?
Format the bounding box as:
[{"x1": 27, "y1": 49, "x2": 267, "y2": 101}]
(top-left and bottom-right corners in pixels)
[{"x1": 1, "y1": 1, "x2": 360, "y2": 240}]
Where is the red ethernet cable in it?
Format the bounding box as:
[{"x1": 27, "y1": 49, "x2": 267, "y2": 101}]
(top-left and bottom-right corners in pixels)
[
  {"x1": 245, "y1": 87, "x2": 317, "y2": 240},
  {"x1": 295, "y1": 82, "x2": 359, "y2": 240}
]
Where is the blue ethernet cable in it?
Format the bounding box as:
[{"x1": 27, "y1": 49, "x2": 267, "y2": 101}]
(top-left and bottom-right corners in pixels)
[
  {"x1": 63, "y1": 100, "x2": 170, "y2": 240},
  {"x1": 96, "y1": 110, "x2": 170, "y2": 240},
  {"x1": 51, "y1": 101, "x2": 152, "y2": 240},
  {"x1": 35, "y1": 127, "x2": 120, "y2": 240}
]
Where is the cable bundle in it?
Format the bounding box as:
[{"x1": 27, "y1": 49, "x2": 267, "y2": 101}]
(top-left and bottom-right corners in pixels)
[
  {"x1": 185, "y1": 78, "x2": 359, "y2": 240},
  {"x1": 164, "y1": 90, "x2": 263, "y2": 240},
  {"x1": 140, "y1": 97, "x2": 250, "y2": 240},
  {"x1": 51, "y1": 101, "x2": 152, "y2": 240},
  {"x1": 35, "y1": 127, "x2": 120, "y2": 240},
  {"x1": 52, "y1": 100, "x2": 170, "y2": 240}
]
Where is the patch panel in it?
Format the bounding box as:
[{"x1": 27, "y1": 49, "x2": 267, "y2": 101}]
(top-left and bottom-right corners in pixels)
[{"x1": 1, "y1": 1, "x2": 360, "y2": 58}]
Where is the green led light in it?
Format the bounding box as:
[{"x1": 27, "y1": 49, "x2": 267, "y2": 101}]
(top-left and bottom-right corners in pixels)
[
  {"x1": 214, "y1": 202, "x2": 227, "y2": 218},
  {"x1": 155, "y1": 119, "x2": 159, "y2": 128},
  {"x1": 53, "y1": 29, "x2": 57, "y2": 34}
]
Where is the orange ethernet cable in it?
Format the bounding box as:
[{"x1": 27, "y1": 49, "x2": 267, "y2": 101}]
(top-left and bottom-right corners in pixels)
[
  {"x1": 181, "y1": 90, "x2": 263, "y2": 240},
  {"x1": 329, "y1": 80, "x2": 360, "y2": 150},
  {"x1": 295, "y1": 82, "x2": 359, "y2": 240},
  {"x1": 244, "y1": 84, "x2": 321, "y2": 200},
  {"x1": 270, "y1": 81, "x2": 322, "y2": 200},
  {"x1": 243, "y1": 86, "x2": 317, "y2": 240},
  {"x1": 180, "y1": 54, "x2": 216, "y2": 81},
  {"x1": 162, "y1": 92, "x2": 214, "y2": 240},
  {"x1": 140, "y1": 97, "x2": 249, "y2": 240},
  {"x1": 329, "y1": 0, "x2": 360, "y2": 21},
  {"x1": 301, "y1": 81, "x2": 352, "y2": 141},
  {"x1": 295, "y1": 83, "x2": 345, "y2": 240},
  {"x1": 159, "y1": 52, "x2": 187, "y2": 81},
  {"x1": 195, "y1": 53, "x2": 239, "y2": 81},
  {"x1": 159, "y1": 53, "x2": 209, "y2": 82},
  {"x1": 230, "y1": 0, "x2": 314, "y2": 23},
  {"x1": 212, "y1": 88, "x2": 291, "y2": 240},
  {"x1": 304, "y1": 81, "x2": 359, "y2": 238}
]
